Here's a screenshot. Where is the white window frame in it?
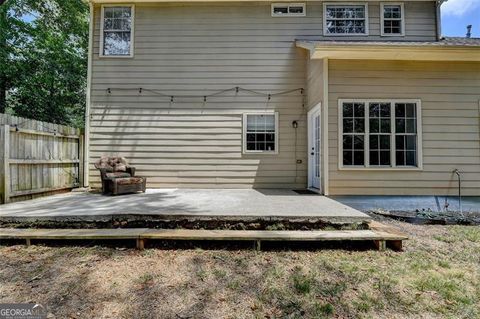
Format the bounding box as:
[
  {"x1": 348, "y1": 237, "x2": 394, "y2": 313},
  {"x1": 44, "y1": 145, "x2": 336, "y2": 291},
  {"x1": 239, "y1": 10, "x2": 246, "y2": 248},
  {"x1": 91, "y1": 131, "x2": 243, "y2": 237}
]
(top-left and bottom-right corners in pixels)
[
  {"x1": 99, "y1": 4, "x2": 135, "y2": 58},
  {"x1": 323, "y1": 3, "x2": 369, "y2": 36},
  {"x1": 271, "y1": 3, "x2": 306, "y2": 17},
  {"x1": 338, "y1": 99, "x2": 423, "y2": 170},
  {"x1": 242, "y1": 112, "x2": 279, "y2": 154},
  {"x1": 380, "y1": 3, "x2": 405, "y2": 37}
]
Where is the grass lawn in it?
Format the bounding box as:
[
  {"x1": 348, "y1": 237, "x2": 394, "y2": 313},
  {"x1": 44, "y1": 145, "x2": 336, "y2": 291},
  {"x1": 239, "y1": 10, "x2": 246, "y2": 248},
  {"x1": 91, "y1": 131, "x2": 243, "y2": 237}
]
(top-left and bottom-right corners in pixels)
[{"x1": 0, "y1": 218, "x2": 479, "y2": 318}]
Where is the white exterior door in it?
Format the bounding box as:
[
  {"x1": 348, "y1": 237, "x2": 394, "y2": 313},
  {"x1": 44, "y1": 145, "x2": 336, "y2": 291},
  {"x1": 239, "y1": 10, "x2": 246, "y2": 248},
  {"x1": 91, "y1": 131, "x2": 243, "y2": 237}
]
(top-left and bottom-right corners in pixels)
[{"x1": 308, "y1": 104, "x2": 321, "y2": 191}]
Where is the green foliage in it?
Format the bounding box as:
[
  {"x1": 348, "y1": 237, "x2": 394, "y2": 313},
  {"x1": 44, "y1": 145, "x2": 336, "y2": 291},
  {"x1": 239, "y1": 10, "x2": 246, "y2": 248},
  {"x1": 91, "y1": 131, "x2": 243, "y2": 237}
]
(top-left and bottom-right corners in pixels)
[{"x1": 0, "y1": 0, "x2": 88, "y2": 127}]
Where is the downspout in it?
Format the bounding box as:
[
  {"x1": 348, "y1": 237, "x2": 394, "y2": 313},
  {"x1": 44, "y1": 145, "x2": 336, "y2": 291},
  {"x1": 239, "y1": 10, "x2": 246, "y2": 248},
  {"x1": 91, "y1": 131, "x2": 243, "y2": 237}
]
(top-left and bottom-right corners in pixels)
[
  {"x1": 436, "y1": 0, "x2": 447, "y2": 40},
  {"x1": 322, "y1": 58, "x2": 329, "y2": 195},
  {"x1": 84, "y1": 2, "x2": 94, "y2": 187}
]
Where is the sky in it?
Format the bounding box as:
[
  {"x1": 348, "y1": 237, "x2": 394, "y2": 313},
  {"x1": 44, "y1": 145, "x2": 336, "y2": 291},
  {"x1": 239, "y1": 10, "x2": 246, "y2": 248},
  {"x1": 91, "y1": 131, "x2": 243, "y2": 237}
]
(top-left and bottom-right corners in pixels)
[{"x1": 441, "y1": 0, "x2": 480, "y2": 37}]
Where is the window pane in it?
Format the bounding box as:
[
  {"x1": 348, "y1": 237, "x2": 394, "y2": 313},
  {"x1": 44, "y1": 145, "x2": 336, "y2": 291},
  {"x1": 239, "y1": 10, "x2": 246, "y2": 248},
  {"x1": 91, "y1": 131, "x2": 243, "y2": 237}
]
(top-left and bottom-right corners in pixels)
[
  {"x1": 265, "y1": 115, "x2": 275, "y2": 131},
  {"x1": 406, "y1": 103, "x2": 416, "y2": 117},
  {"x1": 104, "y1": 7, "x2": 115, "y2": 18},
  {"x1": 380, "y1": 135, "x2": 390, "y2": 149},
  {"x1": 289, "y1": 6, "x2": 304, "y2": 14},
  {"x1": 406, "y1": 119, "x2": 416, "y2": 133},
  {"x1": 370, "y1": 119, "x2": 379, "y2": 133},
  {"x1": 406, "y1": 151, "x2": 416, "y2": 166},
  {"x1": 395, "y1": 119, "x2": 405, "y2": 133},
  {"x1": 370, "y1": 135, "x2": 379, "y2": 149},
  {"x1": 353, "y1": 119, "x2": 364, "y2": 133},
  {"x1": 406, "y1": 136, "x2": 416, "y2": 150},
  {"x1": 380, "y1": 119, "x2": 391, "y2": 133},
  {"x1": 369, "y1": 103, "x2": 380, "y2": 117},
  {"x1": 343, "y1": 119, "x2": 353, "y2": 133},
  {"x1": 354, "y1": 136, "x2": 364, "y2": 149},
  {"x1": 343, "y1": 135, "x2": 353, "y2": 150},
  {"x1": 104, "y1": 31, "x2": 131, "y2": 55},
  {"x1": 104, "y1": 18, "x2": 113, "y2": 30},
  {"x1": 353, "y1": 151, "x2": 364, "y2": 165},
  {"x1": 395, "y1": 135, "x2": 404, "y2": 150},
  {"x1": 380, "y1": 151, "x2": 390, "y2": 165},
  {"x1": 354, "y1": 103, "x2": 365, "y2": 117},
  {"x1": 395, "y1": 103, "x2": 405, "y2": 117},
  {"x1": 343, "y1": 151, "x2": 353, "y2": 166},
  {"x1": 396, "y1": 151, "x2": 405, "y2": 166},
  {"x1": 273, "y1": 6, "x2": 288, "y2": 14},
  {"x1": 343, "y1": 103, "x2": 354, "y2": 117},
  {"x1": 370, "y1": 151, "x2": 379, "y2": 165}
]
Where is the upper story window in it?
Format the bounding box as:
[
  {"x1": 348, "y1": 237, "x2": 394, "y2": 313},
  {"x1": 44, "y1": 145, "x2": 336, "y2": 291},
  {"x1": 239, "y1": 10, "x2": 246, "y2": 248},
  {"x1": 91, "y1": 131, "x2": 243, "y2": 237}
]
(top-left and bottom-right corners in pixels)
[
  {"x1": 324, "y1": 3, "x2": 368, "y2": 36},
  {"x1": 339, "y1": 99, "x2": 422, "y2": 169},
  {"x1": 100, "y1": 6, "x2": 134, "y2": 57},
  {"x1": 381, "y1": 3, "x2": 405, "y2": 36},
  {"x1": 243, "y1": 113, "x2": 278, "y2": 153},
  {"x1": 272, "y1": 3, "x2": 306, "y2": 17}
]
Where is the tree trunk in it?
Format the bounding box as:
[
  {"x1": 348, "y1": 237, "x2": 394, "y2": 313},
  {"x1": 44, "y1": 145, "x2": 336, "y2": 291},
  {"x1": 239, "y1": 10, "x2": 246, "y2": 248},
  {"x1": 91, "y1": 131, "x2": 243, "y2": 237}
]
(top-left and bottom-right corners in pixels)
[{"x1": 0, "y1": 4, "x2": 7, "y2": 114}]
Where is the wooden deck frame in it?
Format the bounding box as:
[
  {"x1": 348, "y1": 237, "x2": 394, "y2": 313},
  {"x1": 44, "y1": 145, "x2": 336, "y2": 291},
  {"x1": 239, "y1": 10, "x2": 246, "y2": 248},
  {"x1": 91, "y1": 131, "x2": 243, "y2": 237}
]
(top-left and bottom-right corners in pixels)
[{"x1": 0, "y1": 223, "x2": 407, "y2": 251}]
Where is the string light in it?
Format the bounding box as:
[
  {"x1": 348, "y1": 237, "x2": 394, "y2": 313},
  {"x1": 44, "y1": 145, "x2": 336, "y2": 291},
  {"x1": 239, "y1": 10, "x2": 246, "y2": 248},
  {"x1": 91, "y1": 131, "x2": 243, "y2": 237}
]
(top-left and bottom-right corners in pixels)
[{"x1": 105, "y1": 86, "x2": 304, "y2": 102}]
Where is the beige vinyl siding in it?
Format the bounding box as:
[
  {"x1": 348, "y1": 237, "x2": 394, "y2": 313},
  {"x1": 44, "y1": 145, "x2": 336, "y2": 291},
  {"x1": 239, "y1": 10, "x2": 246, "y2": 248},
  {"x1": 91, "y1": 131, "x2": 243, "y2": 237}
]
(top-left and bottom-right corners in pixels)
[
  {"x1": 306, "y1": 59, "x2": 324, "y2": 110},
  {"x1": 328, "y1": 60, "x2": 480, "y2": 196},
  {"x1": 90, "y1": 3, "x2": 310, "y2": 189},
  {"x1": 89, "y1": 1, "x2": 438, "y2": 189}
]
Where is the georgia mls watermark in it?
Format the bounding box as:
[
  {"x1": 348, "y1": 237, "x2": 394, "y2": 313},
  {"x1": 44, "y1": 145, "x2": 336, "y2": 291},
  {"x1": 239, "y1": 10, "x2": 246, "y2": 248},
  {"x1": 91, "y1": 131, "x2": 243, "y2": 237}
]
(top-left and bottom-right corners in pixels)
[{"x1": 0, "y1": 304, "x2": 47, "y2": 319}]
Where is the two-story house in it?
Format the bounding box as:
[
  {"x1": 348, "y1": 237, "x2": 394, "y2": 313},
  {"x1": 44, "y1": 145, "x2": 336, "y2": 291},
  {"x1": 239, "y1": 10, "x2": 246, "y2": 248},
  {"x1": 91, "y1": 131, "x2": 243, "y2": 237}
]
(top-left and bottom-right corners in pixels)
[{"x1": 85, "y1": 0, "x2": 480, "y2": 196}]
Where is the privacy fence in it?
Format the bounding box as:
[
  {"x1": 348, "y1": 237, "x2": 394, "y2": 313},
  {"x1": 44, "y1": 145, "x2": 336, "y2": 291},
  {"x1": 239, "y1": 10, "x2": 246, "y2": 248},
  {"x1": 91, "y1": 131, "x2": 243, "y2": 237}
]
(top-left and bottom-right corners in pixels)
[{"x1": 0, "y1": 114, "x2": 84, "y2": 204}]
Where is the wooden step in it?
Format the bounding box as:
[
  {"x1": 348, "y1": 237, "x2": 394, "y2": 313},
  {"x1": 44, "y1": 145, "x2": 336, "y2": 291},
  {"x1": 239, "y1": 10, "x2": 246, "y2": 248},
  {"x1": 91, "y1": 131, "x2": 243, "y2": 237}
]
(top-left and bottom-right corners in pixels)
[{"x1": 0, "y1": 226, "x2": 407, "y2": 251}]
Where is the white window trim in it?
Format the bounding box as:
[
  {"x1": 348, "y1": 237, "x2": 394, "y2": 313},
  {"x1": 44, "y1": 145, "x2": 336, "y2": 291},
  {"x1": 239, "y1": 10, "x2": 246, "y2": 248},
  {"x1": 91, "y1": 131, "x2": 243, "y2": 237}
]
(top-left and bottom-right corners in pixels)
[
  {"x1": 271, "y1": 3, "x2": 306, "y2": 17},
  {"x1": 99, "y1": 4, "x2": 135, "y2": 58},
  {"x1": 380, "y1": 2, "x2": 405, "y2": 37},
  {"x1": 323, "y1": 2, "x2": 369, "y2": 36},
  {"x1": 242, "y1": 112, "x2": 279, "y2": 155},
  {"x1": 338, "y1": 99, "x2": 423, "y2": 171}
]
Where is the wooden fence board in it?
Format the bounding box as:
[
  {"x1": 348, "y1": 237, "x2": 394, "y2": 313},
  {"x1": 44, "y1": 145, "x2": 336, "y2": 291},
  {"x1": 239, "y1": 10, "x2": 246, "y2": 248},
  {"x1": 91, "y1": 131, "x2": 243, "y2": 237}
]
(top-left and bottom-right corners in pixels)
[{"x1": 0, "y1": 114, "x2": 83, "y2": 204}]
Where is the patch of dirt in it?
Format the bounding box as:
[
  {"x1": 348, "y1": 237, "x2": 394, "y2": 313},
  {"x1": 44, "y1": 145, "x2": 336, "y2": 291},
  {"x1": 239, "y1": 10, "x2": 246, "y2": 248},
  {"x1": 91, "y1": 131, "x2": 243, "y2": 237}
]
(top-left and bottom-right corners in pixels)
[
  {"x1": 0, "y1": 217, "x2": 369, "y2": 231},
  {"x1": 370, "y1": 209, "x2": 480, "y2": 225}
]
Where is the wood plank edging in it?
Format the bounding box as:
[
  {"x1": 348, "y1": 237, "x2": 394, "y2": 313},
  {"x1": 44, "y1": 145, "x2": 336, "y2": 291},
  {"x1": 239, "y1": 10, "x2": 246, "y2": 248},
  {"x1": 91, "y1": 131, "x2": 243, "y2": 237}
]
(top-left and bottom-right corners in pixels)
[{"x1": 0, "y1": 227, "x2": 408, "y2": 241}]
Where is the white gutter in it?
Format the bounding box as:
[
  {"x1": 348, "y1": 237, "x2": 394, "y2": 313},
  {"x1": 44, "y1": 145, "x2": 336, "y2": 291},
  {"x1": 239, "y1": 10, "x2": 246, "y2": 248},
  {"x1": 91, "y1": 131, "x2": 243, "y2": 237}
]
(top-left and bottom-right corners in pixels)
[
  {"x1": 84, "y1": 2, "x2": 94, "y2": 187},
  {"x1": 90, "y1": 0, "x2": 432, "y2": 3}
]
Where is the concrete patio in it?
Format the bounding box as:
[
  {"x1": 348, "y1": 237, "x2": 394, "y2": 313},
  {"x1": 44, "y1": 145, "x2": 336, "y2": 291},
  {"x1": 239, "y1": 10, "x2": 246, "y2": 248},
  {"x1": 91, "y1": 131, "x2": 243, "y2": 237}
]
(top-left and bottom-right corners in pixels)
[{"x1": 0, "y1": 189, "x2": 369, "y2": 223}]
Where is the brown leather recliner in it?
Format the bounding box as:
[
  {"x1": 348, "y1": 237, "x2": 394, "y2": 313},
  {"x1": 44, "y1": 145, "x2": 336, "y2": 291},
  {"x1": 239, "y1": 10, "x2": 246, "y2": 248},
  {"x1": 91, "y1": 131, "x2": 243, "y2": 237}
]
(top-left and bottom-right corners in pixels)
[{"x1": 94, "y1": 156, "x2": 146, "y2": 195}]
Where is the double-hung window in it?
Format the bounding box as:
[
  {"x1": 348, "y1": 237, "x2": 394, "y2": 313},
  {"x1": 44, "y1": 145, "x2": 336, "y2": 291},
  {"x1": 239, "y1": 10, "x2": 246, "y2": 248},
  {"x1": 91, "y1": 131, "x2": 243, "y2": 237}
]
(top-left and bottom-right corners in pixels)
[
  {"x1": 381, "y1": 3, "x2": 404, "y2": 36},
  {"x1": 101, "y1": 6, "x2": 134, "y2": 57},
  {"x1": 339, "y1": 100, "x2": 421, "y2": 169},
  {"x1": 324, "y1": 3, "x2": 368, "y2": 35},
  {"x1": 243, "y1": 113, "x2": 278, "y2": 153}
]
